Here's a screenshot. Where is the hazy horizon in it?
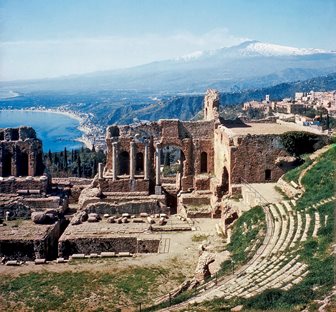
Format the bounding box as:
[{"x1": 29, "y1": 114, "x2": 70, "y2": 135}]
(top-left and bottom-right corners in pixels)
[{"x1": 1, "y1": 0, "x2": 335, "y2": 81}]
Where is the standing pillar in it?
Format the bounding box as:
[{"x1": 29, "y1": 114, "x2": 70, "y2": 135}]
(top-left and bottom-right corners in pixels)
[
  {"x1": 28, "y1": 151, "x2": 35, "y2": 176},
  {"x1": 155, "y1": 143, "x2": 161, "y2": 186},
  {"x1": 11, "y1": 147, "x2": 17, "y2": 177},
  {"x1": 130, "y1": 141, "x2": 135, "y2": 180},
  {"x1": 98, "y1": 163, "x2": 104, "y2": 179},
  {"x1": 155, "y1": 143, "x2": 162, "y2": 194},
  {"x1": 112, "y1": 142, "x2": 118, "y2": 181},
  {"x1": 144, "y1": 142, "x2": 149, "y2": 180}
]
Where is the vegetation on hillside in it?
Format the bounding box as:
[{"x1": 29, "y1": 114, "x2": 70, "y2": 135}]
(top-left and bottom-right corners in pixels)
[
  {"x1": 280, "y1": 131, "x2": 327, "y2": 156},
  {"x1": 222, "y1": 206, "x2": 266, "y2": 269},
  {"x1": 44, "y1": 146, "x2": 106, "y2": 178},
  {"x1": 283, "y1": 155, "x2": 312, "y2": 183}
]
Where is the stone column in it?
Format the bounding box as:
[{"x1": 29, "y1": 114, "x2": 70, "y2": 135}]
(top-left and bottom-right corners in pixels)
[
  {"x1": 28, "y1": 151, "x2": 35, "y2": 176},
  {"x1": 12, "y1": 147, "x2": 17, "y2": 177},
  {"x1": 98, "y1": 163, "x2": 104, "y2": 179},
  {"x1": 155, "y1": 143, "x2": 161, "y2": 186},
  {"x1": 130, "y1": 141, "x2": 135, "y2": 180},
  {"x1": 155, "y1": 143, "x2": 162, "y2": 195},
  {"x1": 144, "y1": 142, "x2": 149, "y2": 180},
  {"x1": 112, "y1": 142, "x2": 118, "y2": 181}
]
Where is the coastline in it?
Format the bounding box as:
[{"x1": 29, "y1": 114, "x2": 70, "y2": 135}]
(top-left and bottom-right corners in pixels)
[{"x1": 0, "y1": 108, "x2": 93, "y2": 149}]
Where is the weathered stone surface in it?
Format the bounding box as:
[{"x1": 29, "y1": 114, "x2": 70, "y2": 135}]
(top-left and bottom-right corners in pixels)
[
  {"x1": 0, "y1": 220, "x2": 61, "y2": 261},
  {"x1": 194, "y1": 251, "x2": 215, "y2": 282},
  {"x1": 70, "y1": 211, "x2": 88, "y2": 225},
  {"x1": 31, "y1": 211, "x2": 57, "y2": 224}
]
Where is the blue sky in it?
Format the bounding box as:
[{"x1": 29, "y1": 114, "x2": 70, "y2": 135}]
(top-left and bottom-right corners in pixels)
[{"x1": 1, "y1": 0, "x2": 335, "y2": 80}]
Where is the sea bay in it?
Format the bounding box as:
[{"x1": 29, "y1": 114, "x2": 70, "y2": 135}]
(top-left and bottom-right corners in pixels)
[{"x1": 0, "y1": 110, "x2": 84, "y2": 152}]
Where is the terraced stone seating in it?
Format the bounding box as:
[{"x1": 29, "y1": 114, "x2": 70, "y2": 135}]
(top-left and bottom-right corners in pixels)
[
  {"x1": 156, "y1": 192, "x2": 335, "y2": 312},
  {"x1": 188, "y1": 196, "x2": 336, "y2": 305}
]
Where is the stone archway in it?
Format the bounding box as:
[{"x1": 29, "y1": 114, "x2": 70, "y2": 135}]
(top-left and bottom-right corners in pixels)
[{"x1": 161, "y1": 145, "x2": 185, "y2": 178}]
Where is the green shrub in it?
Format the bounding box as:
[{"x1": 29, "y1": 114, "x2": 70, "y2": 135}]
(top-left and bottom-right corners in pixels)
[{"x1": 280, "y1": 131, "x2": 326, "y2": 156}]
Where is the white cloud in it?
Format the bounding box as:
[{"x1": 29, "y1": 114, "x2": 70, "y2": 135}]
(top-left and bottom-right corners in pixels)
[{"x1": 0, "y1": 28, "x2": 247, "y2": 81}]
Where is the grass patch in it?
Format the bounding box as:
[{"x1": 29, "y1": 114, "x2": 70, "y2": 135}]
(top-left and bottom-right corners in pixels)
[
  {"x1": 274, "y1": 186, "x2": 289, "y2": 199},
  {"x1": 192, "y1": 234, "x2": 209, "y2": 242},
  {"x1": 296, "y1": 144, "x2": 336, "y2": 209},
  {"x1": 283, "y1": 156, "x2": 312, "y2": 183},
  {"x1": 227, "y1": 206, "x2": 266, "y2": 264},
  {"x1": 0, "y1": 266, "x2": 177, "y2": 311},
  {"x1": 216, "y1": 206, "x2": 266, "y2": 277}
]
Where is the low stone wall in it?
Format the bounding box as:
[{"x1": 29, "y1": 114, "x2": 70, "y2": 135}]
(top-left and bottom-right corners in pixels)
[
  {"x1": 99, "y1": 178, "x2": 150, "y2": 193},
  {"x1": 52, "y1": 177, "x2": 92, "y2": 204},
  {"x1": 85, "y1": 200, "x2": 167, "y2": 215},
  {"x1": 194, "y1": 176, "x2": 210, "y2": 191},
  {"x1": 0, "y1": 177, "x2": 48, "y2": 194},
  {"x1": 21, "y1": 197, "x2": 60, "y2": 210},
  {"x1": 181, "y1": 196, "x2": 210, "y2": 206},
  {"x1": 58, "y1": 235, "x2": 160, "y2": 258},
  {"x1": 186, "y1": 211, "x2": 212, "y2": 218},
  {"x1": 0, "y1": 201, "x2": 30, "y2": 219},
  {"x1": 137, "y1": 238, "x2": 161, "y2": 253}
]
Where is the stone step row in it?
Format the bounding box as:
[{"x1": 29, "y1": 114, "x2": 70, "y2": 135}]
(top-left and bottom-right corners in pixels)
[{"x1": 190, "y1": 199, "x2": 311, "y2": 304}]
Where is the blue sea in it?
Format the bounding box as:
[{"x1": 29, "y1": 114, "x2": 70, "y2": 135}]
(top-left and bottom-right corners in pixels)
[{"x1": 0, "y1": 110, "x2": 84, "y2": 152}]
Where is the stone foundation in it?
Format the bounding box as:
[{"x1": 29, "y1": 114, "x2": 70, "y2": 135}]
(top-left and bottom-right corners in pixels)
[
  {"x1": 0, "y1": 220, "x2": 61, "y2": 261},
  {"x1": 58, "y1": 221, "x2": 161, "y2": 258}
]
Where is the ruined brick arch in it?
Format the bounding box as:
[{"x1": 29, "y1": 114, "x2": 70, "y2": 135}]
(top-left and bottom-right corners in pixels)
[
  {"x1": 119, "y1": 151, "x2": 130, "y2": 175},
  {"x1": 161, "y1": 144, "x2": 186, "y2": 176}
]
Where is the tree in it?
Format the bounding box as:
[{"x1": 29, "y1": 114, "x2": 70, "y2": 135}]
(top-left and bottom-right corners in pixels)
[
  {"x1": 48, "y1": 149, "x2": 53, "y2": 164},
  {"x1": 77, "y1": 155, "x2": 82, "y2": 177},
  {"x1": 326, "y1": 112, "x2": 330, "y2": 129},
  {"x1": 64, "y1": 147, "x2": 68, "y2": 171}
]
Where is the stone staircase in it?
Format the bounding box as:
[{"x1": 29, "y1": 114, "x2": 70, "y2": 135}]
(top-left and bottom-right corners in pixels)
[{"x1": 160, "y1": 194, "x2": 335, "y2": 310}]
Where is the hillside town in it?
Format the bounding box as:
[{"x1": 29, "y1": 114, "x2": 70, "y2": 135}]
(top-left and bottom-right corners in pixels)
[{"x1": 243, "y1": 90, "x2": 336, "y2": 134}]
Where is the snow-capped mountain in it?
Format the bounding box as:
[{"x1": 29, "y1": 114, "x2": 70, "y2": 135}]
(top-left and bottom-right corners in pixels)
[
  {"x1": 240, "y1": 41, "x2": 326, "y2": 56},
  {"x1": 176, "y1": 40, "x2": 331, "y2": 61},
  {"x1": 2, "y1": 40, "x2": 336, "y2": 93}
]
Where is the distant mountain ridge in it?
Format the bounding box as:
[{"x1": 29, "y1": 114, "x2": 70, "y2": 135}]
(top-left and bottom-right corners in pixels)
[
  {"x1": 2, "y1": 40, "x2": 336, "y2": 93},
  {"x1": 105, "y1": 72, "x2": 336, "y2": 125}
]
